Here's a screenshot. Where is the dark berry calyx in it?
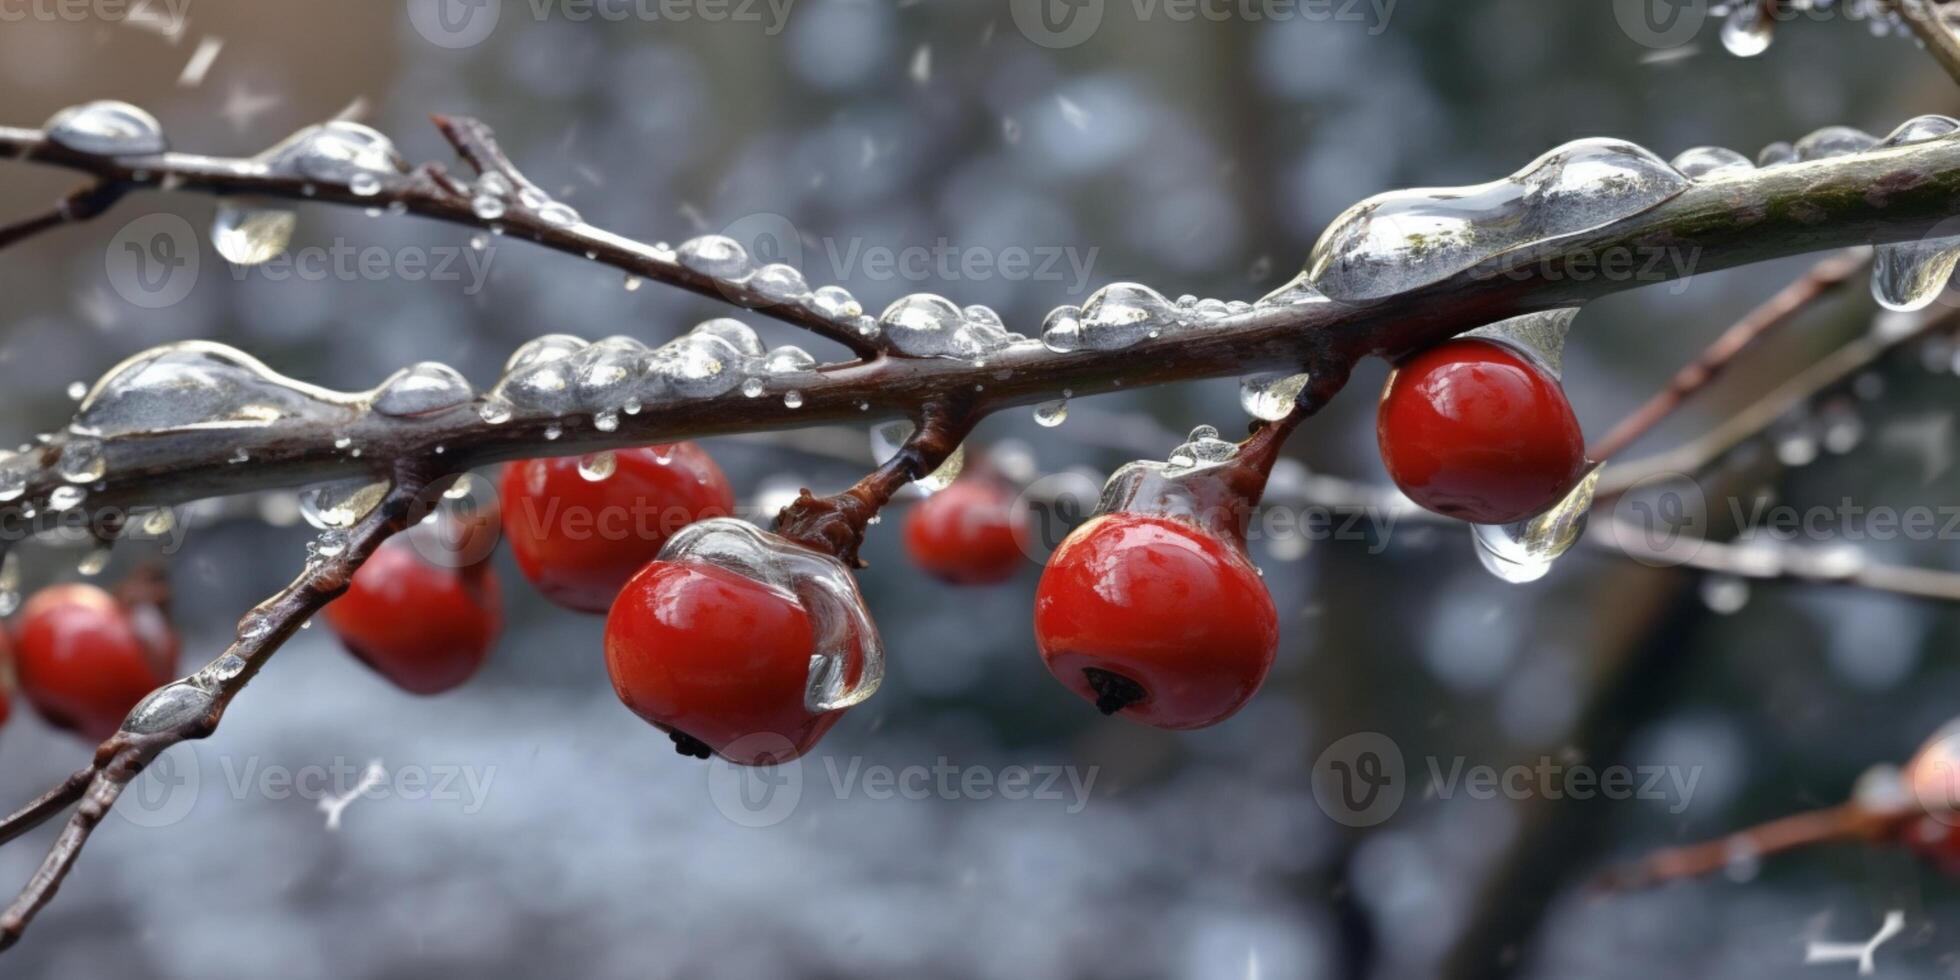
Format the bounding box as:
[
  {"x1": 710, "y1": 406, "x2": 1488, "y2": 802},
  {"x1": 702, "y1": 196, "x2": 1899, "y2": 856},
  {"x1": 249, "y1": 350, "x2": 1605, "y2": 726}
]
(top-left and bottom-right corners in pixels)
[{"x1": 1083, "y1": 668, "x2": 1146, "y2": 716}]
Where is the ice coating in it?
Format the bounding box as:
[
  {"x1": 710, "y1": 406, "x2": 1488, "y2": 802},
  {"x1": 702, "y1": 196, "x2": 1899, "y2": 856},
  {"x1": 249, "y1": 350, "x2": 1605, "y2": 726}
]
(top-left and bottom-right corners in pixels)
[
  {"x1": 869, "y1": 421, "x2": 966, "y2": 493},
  {"x1": 300, "y1": 479, "x2": 391, "y2": 530},
  {"x1": 1871, "y1": 115, "x2": 1960, "y2": 312},
  {"x1": 1669, "y1": 146, "x2": 1755, "y2": 179},
  {"x1": 1462, "y1": 307, "x2": 1579, "y2": 378},
  {"x1": 120, "y1": 678, "x2": 216, "y2": 736},
  {"x1": 369, "y1": 362, "x2": 475, "y2": 418},
  {"x1": 1097, "y1": 425, "x2": 1242, "y2": 515},
  {"x1": 43, "y1": 100, "x2": 167, "y2": 156},
  {"x1": 1470, "y1": 467, "x2": 1602, "y2": 584},
  {"x1": 1793, "y1": 126, "x2": 1878, "y2": 162},
  {"x1": 657, "y1": 518, "x2": 884, "y2": 713},
  {"x1": 1720, "y1": 1, "x2": 1772, "y2": 57},
  {"x1": 1238, "y1": 372, "x2": 1311, "y2": 422},
  {"x1": 482, "y1": 320, "x2": 819, "y2": 421},
  {"x1": 1304, "y1": 139, "x2": 1691, "y2": 302},
  {"x1": 257, "y1": 121, "x2": 406, "y2": 183},
  {"x1": 677, "y1": 235, "x2": 756, "y2": 281},
  {"x1": 878, "y1": 293, "x2": 1025, "y2": 358},
  {"x1": 70, "y1": 341, "x2": 360, "y2": 439}
]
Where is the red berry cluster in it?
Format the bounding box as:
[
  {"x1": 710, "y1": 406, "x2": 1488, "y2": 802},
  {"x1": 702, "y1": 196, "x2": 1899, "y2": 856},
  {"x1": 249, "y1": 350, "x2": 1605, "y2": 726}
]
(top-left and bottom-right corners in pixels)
[{"x1": 5, "y1": 568, "x2": 179, "y2": 740}]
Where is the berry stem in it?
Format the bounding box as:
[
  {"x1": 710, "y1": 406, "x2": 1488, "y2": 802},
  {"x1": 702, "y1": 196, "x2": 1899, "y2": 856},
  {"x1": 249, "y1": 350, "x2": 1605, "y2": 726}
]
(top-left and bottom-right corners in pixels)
[{"x1": 775, "y1": 400, "x2": 979, "y2": 566}]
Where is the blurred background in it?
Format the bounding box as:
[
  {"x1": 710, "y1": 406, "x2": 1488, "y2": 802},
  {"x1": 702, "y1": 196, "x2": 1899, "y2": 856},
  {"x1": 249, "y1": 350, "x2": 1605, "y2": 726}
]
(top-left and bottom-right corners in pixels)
[{"x1": 1, "y1": 1, "x2": 1958, "y2": 977}]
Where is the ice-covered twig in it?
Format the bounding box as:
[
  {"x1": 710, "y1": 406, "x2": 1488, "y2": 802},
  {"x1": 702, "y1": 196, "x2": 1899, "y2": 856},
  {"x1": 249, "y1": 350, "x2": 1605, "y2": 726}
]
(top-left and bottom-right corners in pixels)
[
  {"x1": 1879, "y1": 0, "x2": 1960, "y2": 85},
  {"x1": 0, "y1": 467, "x2": 433, "y2": 948}
]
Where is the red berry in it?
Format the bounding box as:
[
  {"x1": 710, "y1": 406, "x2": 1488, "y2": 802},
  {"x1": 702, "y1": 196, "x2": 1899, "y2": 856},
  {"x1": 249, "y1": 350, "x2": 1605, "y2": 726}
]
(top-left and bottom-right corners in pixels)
[
  {"x1": 1034, "y1": 512, "x2": 1278, "y2": 729},
  {"x1": 325, "y1": 539, "x2": 502, "y2": 695},
  {"x1": 500, "y1": 443, "x2": 736, "y2": 612},
  {"x1": 903, "y1": 477, "x2": 1029, "y2": 585},
  {"x1": 1377, "y1": 338, "x2": 1587, "y2": 525},
  {"x1": 605, "y1": 559, "x2": 845, "y2": 764},
  {"x1": 14, "y1": 583, "x2": 178, "y2": 741},
  {"x1": 0, "y1": 624, "x2": 15, "y2": 731}
]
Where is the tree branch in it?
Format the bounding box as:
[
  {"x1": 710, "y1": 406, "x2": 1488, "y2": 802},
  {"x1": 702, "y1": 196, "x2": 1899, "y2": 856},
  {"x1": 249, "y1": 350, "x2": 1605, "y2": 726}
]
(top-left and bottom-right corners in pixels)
[{"x1": 1880, "y1": 0, "x2": 1960, "y2": 87}]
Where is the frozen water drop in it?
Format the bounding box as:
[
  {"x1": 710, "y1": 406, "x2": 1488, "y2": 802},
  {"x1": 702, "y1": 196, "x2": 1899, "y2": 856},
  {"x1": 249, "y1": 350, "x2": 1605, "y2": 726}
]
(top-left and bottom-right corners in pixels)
[
  {"x1": 349, "y1": 172, "x2": 382, "y2": 197},
  {"x1": 763, "y1": 345, "x2": 816, "y2": 374},
  {"x1": 678, "y1": 235, "x2": 755, "y2": 280},
  {"x1": 43, "y1": 100, "x2": 166, "y2": 156},
  {"x1": 579, "y1": 451, "x2": 617, "y2": 482},
  {"x1": 1306, "y1": 139, "x2": 1690, "y2": 302},
  {"x1": 141, "y1": 508, "x2": 176, "y2": 535},
  {"x1": 1034, "y1": 398, "x2": 1069, "y2": 427},
  {"x1": 1701, "y1": 574, "x2": 1751, "y2": 614},
  {"x1": 751, "y1": 263, "x2": 809, "y2": 302},
  {"x1": 258, "y1": 121, "x2": 404, "y2": 183},
  {"x1": 810, "y1": 284, "x2": 863, "y2": 320},
  {"x1": 72, "y1": 341, "x2": 356, "y2": 439},
  {"x1": 544, "y1": 423, "x2": 563, "y2": 441},
  {"x1": 1794, "y1": 125, "x2": 1877, "y2": 161},
  {"x1": 593, "y1": 409, "x2": 619, "y2": 432},
  {"x1": 742, "y1": 377, "x2": 766, "y2": 398},
  {"x1": 472, "y1": 195, "x2": 507, "y2": 220},
  {"x1": 878, "y1": 294, "x2": 1022, "y2": 359},
  {"x1": 66, "y1": 381, "x2": 86, "y2": 401},
  {"x1": 1669, "y1": 146, "x2": 1755, "y2": 179},
  {"x1": 369, "y1": 362, "x2": 473, "y2": 417},
  {"x1": 1471, "y1": 468, "x2": 1602, "y2": 584},
  {"x1": 469, "y1": 233, "x2": 488, "y2": 251},
  {"x1": 783, "y1": 390, "x2": 805, "y2": 409},
  {"x1": 1871, "y1": 116, "x2": 1960, "y2": 311},
  {"x1": 1256, "y1": 274, "x2": 1330, "y2": 307},
  {"x1": 1073, "y1": 283, "x2": 1179, "y2": 351},
  {"x1": 478, "y1": 400, "x2": 512, "y2": 424},
  {"x1": 623, "y1": 275, "x2": 642, "y2": 291},
  {"x1": 538, "y1": 201, "x2": 581, "y2": 227},
  {"x1": 870, "y1": 421, "x2": 965, "y2": 492},
  {"x1": 1238, "y1": 372, "x2": 1311, "y2": 421},
  {"x1": 0, "y1": 452, "x2": 25, "y2": 502},
  {"x1": 1040, "y1": 305, "x2": 1084, "y2": 353},
  {"x1": 48, "y1": 484, "x2": 87, "y2": 510},
  {"x1": 58, "y1": 439, "x2": 106, "y2": 483},
  {"x1": 299, "y1": 479, "x2": 389, "y2": 529},
  {"x1": 76, "y1": 544, "x2": 110, "y2": 576},
  {"x1": 120, "y1": 680, "x2": 215, "y2": 736},
  {"x1": 211, "y1": 203, "x2": 296, "y2": 265},
  {"x1": 1720, "y1": 1, "x2": 1773, "y2": 56}
]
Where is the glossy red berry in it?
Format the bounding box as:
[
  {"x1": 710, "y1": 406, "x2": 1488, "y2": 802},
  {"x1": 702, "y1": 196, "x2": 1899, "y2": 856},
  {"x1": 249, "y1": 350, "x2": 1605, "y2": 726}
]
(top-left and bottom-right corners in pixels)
[
  {"x1": 1034, "y1": 512, "x2": 1278, "y2": 730},
  {"x1": 500, "y1": 443, "x2": 736, "y2": 613},
  {"x1": 14, "y1": 582, "x2": 178, "y2": 741},
  {"x1": 606, "y1": 559, "x2": 847, "y2": 765},
  {"x1": 325, "y1": 539, "x2": 503, "y2": 695},
  {"x1": 1377, "y1": 338, "x2": 1587, "y2": 525},
  {"x1": 903, "y1": 477, "x2": 1029, "y2": 585}
]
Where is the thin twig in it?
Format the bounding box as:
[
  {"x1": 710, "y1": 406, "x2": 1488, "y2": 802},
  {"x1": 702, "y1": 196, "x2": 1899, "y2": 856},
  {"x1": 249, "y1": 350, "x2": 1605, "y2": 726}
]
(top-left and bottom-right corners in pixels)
[
  {"x1": 1589, "y1": 250, "x2": 1870, "y2": 462},
  {"x1": 1594, "y1": 802, "x2": 1909, "y2": 890},
  {"x1": 0, "y1": 180, "x2": 125, "y2": 250},
  {"x1": 0, "y1": 466, "x2": 435, "y2": 946},
  {"x1": 1880, "y1": 0, "x2": 1960, "y2": 87}
]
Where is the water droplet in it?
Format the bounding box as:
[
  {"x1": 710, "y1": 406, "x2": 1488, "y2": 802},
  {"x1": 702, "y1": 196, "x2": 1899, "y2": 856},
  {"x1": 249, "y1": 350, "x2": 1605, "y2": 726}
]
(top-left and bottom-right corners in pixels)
[
  {"x1": 258, "y1": 121, "x2": 404, "y2": 183},
  {"x1": 579, "y1": 451, "x2": 617, "y2": 481},
  {"x1": 1256, "y1": 275, "x2": 1330, "y2": 307},
  {"x1": 299, "y1": 479, "x2": 389, "y2": 529},
  {"x1": 763, "y1": 345, "x2": 816, "y2": 374},
  {"x1": 210, "y1": 203, "x2": 296, "y2": 265},
  {"x1": 878, "y1": 294, "x2": 1023, "y2": 359},
  {"x1": 0, "y1": 552, "x2": 18, "y2": 616},
  {"x1": 1471, "y1": 467, "x2": 1602, "y2": 584},
  {"x1": 1720, "y1": 1, "x2": 1773, "y2": 56},
  {"x1": 742, "y1": 377, "x2": 766, "y2": 398},
  {"x1": 369, "y1": 362, "x2": 473, "y2": 417},
  {"x1": 677, "y1": 234, "x2": 755, "y2": 280},
  {"x1": 141, "y1": 508, "x2": 176, "y2": 535},
  {"x1": 1794, "y1": 125, "x2": 1877, "y2": 162},
  {"x1": 43, "y1": 100, "x2": 166, "y2": 156},
  {"x1": 120, "y1": 680, "x2": 214, "y2": 736},
  {"x1": 76, "y1": 544, "x2": 110, "y2": 576},
  {"x1": 1067, "y1": 283, "x2": 1179, "y2": 351},
  {"x1": 623, "y1": 275, "x2": 642, "y2": 292},
  {"x1": 1872, "y1": 116, "x2": 1960, "y2": 311},
  {"x1": 58, "y1": 439, "x2": 105, "y2": 483},
  {"x1": 1669, "y1": 146, "x2": 1756, "y2": 179},
  {"x1": 470, "y1": 233, "x2": 489, "y2": 251},
  {"x1": 538, "y1": 201, "x2": 581, "y2": 227},
  {"x1": 810, "y1": 284, "x2": 863, "y2": 319},
  {"x1": 65, "y1": 381, "x2": 86, "y2": 401},
  {"x1": 1756, "y1": 141, "x2": 1797, "y2": 167},
  {"x1": 472, "y1": 195, "x2": 507, "y2": 220},
  {"x1": 0, "y1": 452, "x2": 25, "y2": 502},
  {"x1": 593, "y1": 409, "x2": 619, "y2": 432},
  {"x1": 1238, "y1": 372, "x2": 1311, "y2": 421},
  {"x1": 544, "y1": 423, "x2": 563, "y2": 441},
  {"x1": 1306, "y1": 139, "x2": 1689, "y2": 302},
  {"x1": 48, "y1": 484, "x2": 87, "y2": 510},
  {"x1": 1034, "y1": 398, "x2": 1069, "y2": 427},
  {"x1": 751, "y1": 263, "x2": 809, "y2": 302},
  {"x1": 478, "y1": 400, "x2": 513, "y2": 424},
  {"x1": 783, "y1": 390, "x2": 805, "y2": 409},
  {"x1": 349, "y1": 172, "x2": 382, "y2": 197},
  {"x1": 312, "y1": 528, "x2": 349, "y2": 559},
  {"x1": 870, "y1": 421, "x2": 965, "y2": 492}
]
